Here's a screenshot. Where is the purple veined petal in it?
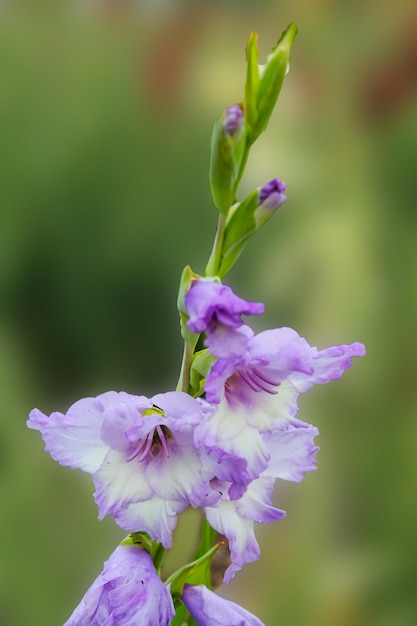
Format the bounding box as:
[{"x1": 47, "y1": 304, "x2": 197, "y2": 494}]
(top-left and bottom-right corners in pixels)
[
  {"x1": 203, "y1": 326, "x2": 311, "y2": 413},
  {"x1": 205, "y1": 358, "x2": 303, "y2": 437},
  {"x1": 205, "y1": 328, "x2": 365, "y2": 433},
  {"x1": 64, "y1": 545, "x2": 174, "y2": 626},
  {"x1": 182, "y1": 584, "x2": 265, "y2": 626}
]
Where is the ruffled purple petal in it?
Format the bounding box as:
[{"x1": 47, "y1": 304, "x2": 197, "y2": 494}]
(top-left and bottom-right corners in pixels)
[
  {"x1": 64, "y1": 545, "x2": 174, "y2": 626},
  {"x1": 205, "y1": 476, "x2": 284, "y2": 583},
  {"x1": 185, "y1": 281, "x2": 264, "y2": 333},
  {"x1": 290, "y1": 341, "x2": 366, "y2": 392},
  {"x1": 182, "y1": 584, "x2": 265, "y2": 626},
  {"x1": 264, "y1": 422, "x2": 319, "y2": 482}
]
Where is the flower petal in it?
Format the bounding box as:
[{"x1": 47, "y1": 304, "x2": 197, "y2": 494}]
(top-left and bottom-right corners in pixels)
[
  {"x1": 27, "y1": 395, "x2": 114, "y2": 474},
  {"x1": 264, "y1": 422, "x2": 319, "y2": 482},
  {"x1": 185, "y1": 280, "x2": 264, "y2": 334},
  {"x1": 182, "y1": 584, "x2": 265, "y2": 626},
  {"x1": 196, "y1": 400, "x2": 270, "y2": 487},
  {"x1": 205, "y1": 476, "x2": 284, "y2": 582},
  {"x1": 290, "y1": 341, "x2": 366, "y2": 392}
]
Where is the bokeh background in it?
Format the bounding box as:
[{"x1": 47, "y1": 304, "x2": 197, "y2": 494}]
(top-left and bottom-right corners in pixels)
[{"x1": 1, "y1": 1, "x2": 417, "y2": 624}]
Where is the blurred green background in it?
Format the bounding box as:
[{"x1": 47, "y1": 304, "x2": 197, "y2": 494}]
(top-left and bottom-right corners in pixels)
[{"x1": 1, "y1": 1, "x2": 417, "y2": 624}]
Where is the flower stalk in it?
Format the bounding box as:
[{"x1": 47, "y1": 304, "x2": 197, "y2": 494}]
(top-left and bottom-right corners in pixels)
[{"x1": 26, "y1": 22, "x2": 365, "y2": 626}]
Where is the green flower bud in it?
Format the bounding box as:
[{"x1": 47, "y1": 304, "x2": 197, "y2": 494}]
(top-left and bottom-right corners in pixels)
[
  {"x1": 209, "y1": 103, "x2": 247, "y2": 215},
  {"x1": 245, "y1": 23, "x2": 298, "y2": 144}
]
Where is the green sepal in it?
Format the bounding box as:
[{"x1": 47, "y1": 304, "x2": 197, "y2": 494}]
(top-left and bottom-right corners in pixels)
[
  {"x1": 249, "y1": 22, "x2": 298, "y2": 144},
  {"x1": 189, "y1": 349, "x2": 215, "y2": 397},
  {"x1": 209, "y1": 107, "x2": 247, "y2": 215},
  {"x1": 177, "y1": 265, "x2": 200, "y2": 317},
  {"x1": 121, "y1": 532, "x2": 165, "y2": 571},
  {"x1": 244, "y1": 32, "x2": 260, "y2": 128},
  {"x1": 177, "y1": 265, "x2": 202, "y2": 346},
  {"x1": 166, "y1": 542, "x2": 222, "y2": 597}
]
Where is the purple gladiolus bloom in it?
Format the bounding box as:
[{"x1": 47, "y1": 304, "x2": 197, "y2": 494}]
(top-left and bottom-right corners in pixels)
[
  {"x1": 64, "y1": 544, "x2": 175, "y2": 626},
  {"x1": 224, "y1": 104, "x2": 244, "y2": 135},
  {"x1": 185, "y1": 280, "x2": 264, "y2": 358},
  {"x1": 28, "y1": 390, "x2": 218, "y2": 547},
  {"x1": 182, "y1": 584, "x2": 265, "y2": 626},
  {"x1": 258, "y1": 177, "x2": 287, "y2": 209},
  {"x1": 198, "y1": 326, "x2": 365, "y2": 489}
]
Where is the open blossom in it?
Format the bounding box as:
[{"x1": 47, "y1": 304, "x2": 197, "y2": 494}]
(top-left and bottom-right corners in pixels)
[
  {"x1": 28, "y1": 390, "x2": 218, "y2": 547},
  {"x1": 197, "y1": 323, "x2": 365, "y2": 489},
  {"x1": 64, "y1": 544, "x2": 175, "y2": 626},
  {"x1": 185, "y1": 279, "x2": 264, "y2": 358},
  {"x1": 182, "y1": 584, "x2": 265, "y2": 626}
]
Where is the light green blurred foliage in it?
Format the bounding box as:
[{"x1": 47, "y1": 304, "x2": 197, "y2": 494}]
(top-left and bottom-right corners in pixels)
[{"x1": 1, "y1": 1, "x2": 417, "y2": 625}]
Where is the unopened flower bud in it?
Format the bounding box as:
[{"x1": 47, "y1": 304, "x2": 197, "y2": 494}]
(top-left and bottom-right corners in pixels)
[
  {"x1": 209, "y1": 104, "x2": 247, "y2": 215},
  {"x1": 224, "y1": 103, "x2": 244, "y2": 135},
  {"x1": 259, "y1": 177, "x2": 288, "y2": 209},
  {"x1": 245, "y1": 23, "x2": 297, "y2": 143}
]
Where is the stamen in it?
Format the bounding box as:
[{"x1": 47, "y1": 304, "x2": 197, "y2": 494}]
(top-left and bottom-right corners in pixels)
[
  {"x1": 126, "y1": 424, "x2": 173, "y2": 463},
  {"x1": 246, "y1": 369, "x2": 278, "y2": 394},
  {"x1": 251, "y1": 367, "x2": 280, "y2": 387},
  {"x1": 156, "y1": 425, "x2": 170, "y2": 458},
  {"x1": 238, "y1": 370, "x2": 263, "y2": 392},
  {"x1": 126, "y1": 438, "x2": 148, "y2": 462},
  {"x1": 238, "y1": 367, "x2": 278, "y2": 394},
  {"x1": 136, "y1": 431, "x2": 155, "y2": 462}
]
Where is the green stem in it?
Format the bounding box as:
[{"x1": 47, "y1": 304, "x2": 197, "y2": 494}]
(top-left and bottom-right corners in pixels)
[
  {"x1": 153, "y1": 543, "x2": 166, "y2": 574},
  {"x1": 177, "y1": 339, "x2": 193, "y2": 393},
  {"x1": 205, "y1": 212, "x2": 227, "y2": 277},
  {"x1": 232, "y1": 138, "x2": 251, "y2": 199}
]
